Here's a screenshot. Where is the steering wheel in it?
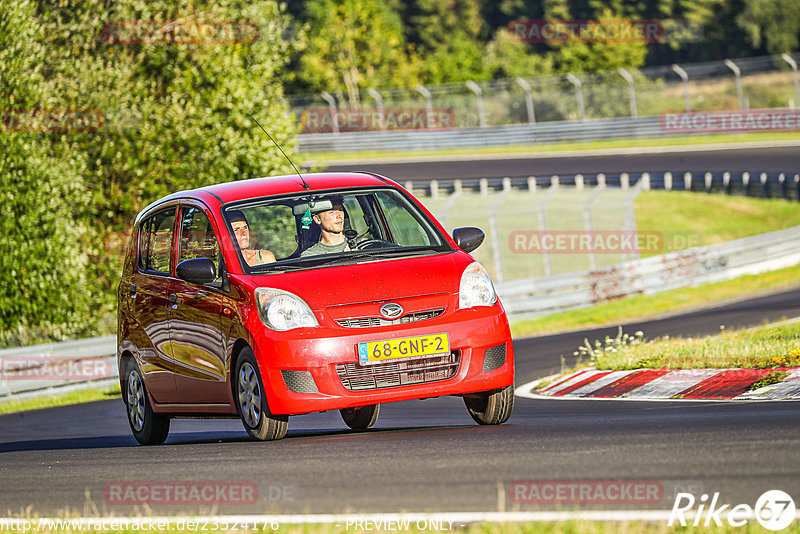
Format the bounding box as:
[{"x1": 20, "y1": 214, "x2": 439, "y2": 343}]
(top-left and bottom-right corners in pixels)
[{"x1": 355, "y1": 239, "x2": 385, "y2": 250}]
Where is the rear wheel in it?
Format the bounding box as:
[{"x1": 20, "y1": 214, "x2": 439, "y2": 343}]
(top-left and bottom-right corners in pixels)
[
  {"x1": 234, "y1": 348, "x2": 288, "y2": 441},
  {"x1": 340, "y1": 404, "x2": 380, "y2": 430},
  {"x1": 464, "y1": 384, "x2": 514, "y2": 425},
  {"x1": 123, "y1": 358, "x2": 170, "y2": 445}
]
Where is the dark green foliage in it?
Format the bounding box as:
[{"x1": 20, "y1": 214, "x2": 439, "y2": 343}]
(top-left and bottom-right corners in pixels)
[{"x1": 1, "y1": 0, "x2": 296, "y2": 346}]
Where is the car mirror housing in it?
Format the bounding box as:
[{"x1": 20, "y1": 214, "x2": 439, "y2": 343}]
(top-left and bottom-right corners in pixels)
[
  {"x1": 176, "y1": 258, "x2": 216, "y2": 285},
  {"x1": 452, "y1": 227, "x2": 485, "y2": 253}
]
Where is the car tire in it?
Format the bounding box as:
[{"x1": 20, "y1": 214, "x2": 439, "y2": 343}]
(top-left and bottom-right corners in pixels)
[
  {"x1": 234, "y1": 348, "x2": 288, "y2": 441},
  {"x1": 340, "y1": 404, "x2": 380, "y2": 430},
  {"x1": 123, "y1": 357, "x2": 170, "y2": 445},
  {"x1": 464, "y1": 384, "x2": 514, "y2": 425}
]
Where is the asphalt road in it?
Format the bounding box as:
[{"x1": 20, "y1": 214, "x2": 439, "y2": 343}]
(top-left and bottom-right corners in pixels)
[
  {"x1": 322, "y1": 145, "x2": 800, "y2": 181},
  {"x1": 2, "y1": 287, "x2": 799, "y2": 517}
]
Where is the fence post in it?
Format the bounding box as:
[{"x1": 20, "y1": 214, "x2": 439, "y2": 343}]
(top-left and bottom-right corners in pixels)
[
  {"x1": 320, "y1": 91, "x2": 340, "y2": 134},
  {"x1": 465, "y1": 80, "x2": 487, "y2": 128},
  {"x1": 515, "y1": 77, "x2": 536, "y2": 124},
  {"x1": 779, "y1": 173, "x2": 787, "y2": 199},
  {"x1": 480, "y1": 178, "x2": 489, "y2": 196},
  {"x1": 597, "y1": 173, "x2": 606, "y2": 188},
  {"x1": 684, "y1": 172, "x2": 693, "y2": 191},
  {"x1": 502, "y1": 177, "x2": 512, "y2": 192},
  {"x1": 430, "y1": 179, "x2": 439, "y2": 198},
  {"x1": 583, "y1": 184, "x2": 605, "y2": 270},
  {"x1": 705, "y1": 172, "x2": 713, "y2": 192},
  {"x1": 743, "y1": 172, "x2": 750, "y2": 197},
  {"x1": 664, "y1": 172, "x2": 673, "y2": 191},
  {"x1": 724, "y1": 59, "x2": 745, "y2": 110},
  {"x1": 761, "y1": 172, "x2": 769, "y2": 198},
  {"x1": 671, "y1": 64, "x2": 691, "y2": 112},
  {"x1": 454, "y1": 179, "x2": 463, "y2": 194},
  {"x1": 621, "y1": 172, "x2": 630, "y2": 190},
  {"x1": 528, "y1": 176, "x2": 537, "y2": 193},
  {"x1": 551, "y1": 175, "x2": 560, "y2": 189},
  {"x1": 415, "y1": 85, "x2": 434, "y2": 128},
  {"x1": 618, "y1": 68, "x2": 638, "y2": 118},
  {"x1": 405, "y1": 181, "x2": 414, "y2": 194},
  {"x1": 795, "y1": 174, "x2": 800, "y2": 201},
  {"x1": 366, "y1": 88, "x2": 386, "y2": 131},
  {"x1": 723, "y1": 172, "x2": 731, "y2": 194},
  {"x1": 575, "y1": 174, "x2": 584, "y2": 190},
  {"x1": 565, "y1": 73, "x2": 585, "y2": 121},
  {"x1": 641, "y1": 172, "x2": 651, "y2": 191},
  {"x1": 782, "y1": 54, "x2": 800, "y2": 109}
]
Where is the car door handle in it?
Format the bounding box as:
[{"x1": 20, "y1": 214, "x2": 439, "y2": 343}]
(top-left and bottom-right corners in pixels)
[
  {"x1": 169, "y1": 294, "x2": 178, "y2": 303},
  {"x1": 129, "y1": 284, "x2": 136, "y2": 299}
]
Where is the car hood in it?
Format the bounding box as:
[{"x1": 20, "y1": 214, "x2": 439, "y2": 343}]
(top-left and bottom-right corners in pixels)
[{"x1": 240, "y1": 251, "x2": 474, "y2": 310}]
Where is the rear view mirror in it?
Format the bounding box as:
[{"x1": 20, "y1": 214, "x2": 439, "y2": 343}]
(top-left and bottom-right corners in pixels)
[
  {"x1": 176, "y1": 258, "x2": 216, "y2": 285},
  {"x1": 452, "y1": 227, "x2": 484, "y2": 253}
]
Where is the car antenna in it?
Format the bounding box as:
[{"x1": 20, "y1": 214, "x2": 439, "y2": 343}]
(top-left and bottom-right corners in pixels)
[{"x1": 251, "y1": 117, "x2": 309, "y2": 190}]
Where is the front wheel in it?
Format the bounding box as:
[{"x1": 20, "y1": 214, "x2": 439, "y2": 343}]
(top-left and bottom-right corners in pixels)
[
  {"x1": 234, "y1": 348, "x2": 288, "y2": 441},
  {"x1": 464, "y1": 384, "x2": 514, "y2": 425},
  {"x1": 123, "y1": 358, "x2": 170, "y2": 445},
  {"x1": 340, "y1": 404, "x2": 380, "y2": 430}
]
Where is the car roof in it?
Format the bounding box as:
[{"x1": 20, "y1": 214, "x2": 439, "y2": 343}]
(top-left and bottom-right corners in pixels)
[{"x1": 135, "y1": 171, "x2": 399, "y2": 222}]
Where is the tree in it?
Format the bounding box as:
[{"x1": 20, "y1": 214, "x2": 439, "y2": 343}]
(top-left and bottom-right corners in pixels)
[
  {"x1": 299, "y1": 0, "x2": 419, "y2": 104},
  {"x1": 0, "y1": 0, "x2": 90, "y2": 344},
  {"x1": 399, "y1": 0, "x2": 489, "y2": 83},
  {"x1": 37, "y1": 0, "x2": 298, "y2": 313},
  {"x1": 737, "y1": 0, "x2": 800, "y2": 54}
]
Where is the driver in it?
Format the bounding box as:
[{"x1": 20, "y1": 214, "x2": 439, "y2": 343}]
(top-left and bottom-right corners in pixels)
[{"x1": 301, "y1": 197, "x2": 352, "y2": 257}]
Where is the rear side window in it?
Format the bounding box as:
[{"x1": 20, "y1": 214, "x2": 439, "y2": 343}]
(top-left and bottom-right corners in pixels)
[{"x1": 138, "y1": 208, "x2": 176, "y2": 274}]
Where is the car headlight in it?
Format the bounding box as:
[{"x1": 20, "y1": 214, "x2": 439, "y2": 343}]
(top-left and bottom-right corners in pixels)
[
  {"x1": 458, "y1": 261, "x2": 497, "y2": 309},
  {"x1": 255, "y1": 288, "x2": 319, "y2": 331}
]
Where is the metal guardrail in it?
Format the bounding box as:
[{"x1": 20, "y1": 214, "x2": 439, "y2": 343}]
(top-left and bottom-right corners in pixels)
[
  {"x1": 298, "y1": 116, "x2": 667, "y2": 153},
  {"x1": 495, "y1": 225, "x2": 800, "y2": 318},
  {"x1": 0, "y1": 336, "x2": 117, "y2": 401}
]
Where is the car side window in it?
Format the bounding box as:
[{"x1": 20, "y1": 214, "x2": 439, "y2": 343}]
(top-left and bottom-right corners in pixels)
[
  {"x1": 138, "y1": 208, "x2": 176, "y2": 274},
  {"x1": 178, "y1": 207, "x2": 222, "y2": 285}
]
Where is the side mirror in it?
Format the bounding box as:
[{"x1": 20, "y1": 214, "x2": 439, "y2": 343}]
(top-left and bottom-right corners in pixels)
[
  {"x1": 452, "y1": 227, "x2": 484, "y2": 253},
  {"x1": 176, "y1": 258, "x2": 216, "y2": 285}
]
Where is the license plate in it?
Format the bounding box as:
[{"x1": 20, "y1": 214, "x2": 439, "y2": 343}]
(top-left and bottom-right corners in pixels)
[{"x1": 357, "y1": 333, "x2": 450, "y2": 366}]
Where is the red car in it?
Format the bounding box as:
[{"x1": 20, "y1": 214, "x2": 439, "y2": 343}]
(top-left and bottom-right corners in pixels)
[{"x1": 117, "y1": 172, "x2": 514, "y2": 444}]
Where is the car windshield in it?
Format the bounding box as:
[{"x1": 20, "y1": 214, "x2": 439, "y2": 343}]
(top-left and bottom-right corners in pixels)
[{"x1": 223, "y1": 188, "x2": 450, "y2": 272}]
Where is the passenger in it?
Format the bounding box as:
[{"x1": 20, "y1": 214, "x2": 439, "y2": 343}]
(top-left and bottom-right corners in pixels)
[
  {"x1": 228, "y1": 210, "x2": 276, "y2": 266},
  {"x1": 301, "y1": 198, "x2": 351, "y2": 256}
]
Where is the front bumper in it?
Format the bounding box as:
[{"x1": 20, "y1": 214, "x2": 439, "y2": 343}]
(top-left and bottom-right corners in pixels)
[{"x1": 251, "y1": 306, "x2": 514, "y2": 415}]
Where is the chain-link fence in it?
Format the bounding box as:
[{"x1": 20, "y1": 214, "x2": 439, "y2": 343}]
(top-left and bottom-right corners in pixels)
[{"x1": 288, "y1": 53, "x2": 800, "y2": 133}]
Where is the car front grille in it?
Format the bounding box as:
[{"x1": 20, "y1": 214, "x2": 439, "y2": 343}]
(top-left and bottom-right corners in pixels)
[
  {"x1": 336, "y1": 352, "x2": 460, "y2": 391},
  {"x1": 336, "y1": 308, "x2": 445, "y2": 328}
]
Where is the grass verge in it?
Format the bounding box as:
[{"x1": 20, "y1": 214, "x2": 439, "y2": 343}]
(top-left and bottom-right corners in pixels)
[
  {"x1": 0, "y1": 383, "x2": 120, "y2": 416},
  {"x1": 3, "y1": 520, "x2": 799, "y2": 534},
  {"x1": 573, "y1": 323, "x2": 800, "y2": 371},
  {"x1": 510, "y1": 263, "x2": 800, "y2": 338},
  {"x1": 303, "y1": 131, "x2": 800, "y2": 164},
  {"x1": 635, "y1": 192, "x2": 800, "y2": 256}
]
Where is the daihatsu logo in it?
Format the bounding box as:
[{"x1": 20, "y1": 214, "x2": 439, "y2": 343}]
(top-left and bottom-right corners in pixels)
[{"x1": 380, "y1": 303, "x2": 404, "y2": 319}]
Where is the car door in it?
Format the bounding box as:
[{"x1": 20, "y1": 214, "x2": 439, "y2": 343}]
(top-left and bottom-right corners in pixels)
[
  {"x1": 168, "y1": 204, "x2": 229, "y2": 404},
  {"x1": 131, "y1": 207, "x2": 180, "y2": 404}
]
